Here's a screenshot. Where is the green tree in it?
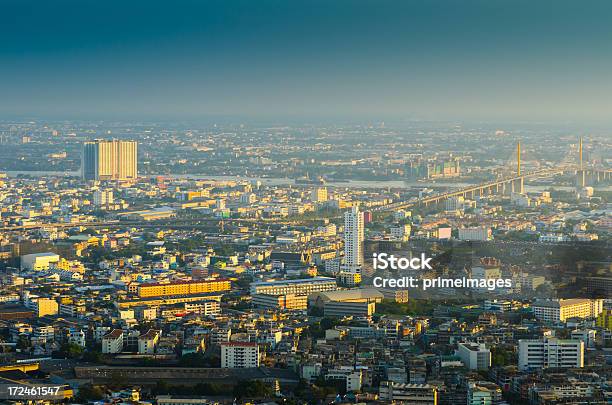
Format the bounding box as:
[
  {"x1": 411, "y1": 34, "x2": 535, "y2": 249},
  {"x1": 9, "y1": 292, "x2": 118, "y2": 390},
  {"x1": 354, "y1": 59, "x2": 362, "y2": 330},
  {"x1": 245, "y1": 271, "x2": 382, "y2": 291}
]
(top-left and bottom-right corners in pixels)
[
  {"x1": 60, "y1": 343, "x2": 84, "y2": 359},
  {"x1": 76, "y1": 384, "x2": 105, "y2": 401},
  {"x1": 232, "y1": 380, "x2": 275, "y2": 399}
]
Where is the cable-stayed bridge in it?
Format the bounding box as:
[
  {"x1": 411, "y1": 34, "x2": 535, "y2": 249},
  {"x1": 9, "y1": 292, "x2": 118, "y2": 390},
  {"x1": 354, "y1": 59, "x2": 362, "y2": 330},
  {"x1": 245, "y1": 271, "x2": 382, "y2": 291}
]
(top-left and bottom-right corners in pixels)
[{"x1": 375, "y1": 139, "x2": 611, "y2": 212}]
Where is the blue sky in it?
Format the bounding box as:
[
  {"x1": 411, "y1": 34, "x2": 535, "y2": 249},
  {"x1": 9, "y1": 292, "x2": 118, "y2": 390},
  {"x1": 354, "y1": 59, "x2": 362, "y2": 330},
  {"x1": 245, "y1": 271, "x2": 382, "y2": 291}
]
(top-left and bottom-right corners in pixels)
[{"x1": 1, "y1": 0, "x2": 612, "y2": 123}]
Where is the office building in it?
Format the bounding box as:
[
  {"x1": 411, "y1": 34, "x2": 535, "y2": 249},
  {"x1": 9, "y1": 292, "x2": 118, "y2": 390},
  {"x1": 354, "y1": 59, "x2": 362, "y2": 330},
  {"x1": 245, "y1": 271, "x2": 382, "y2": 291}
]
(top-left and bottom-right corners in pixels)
[
  {"x1": 484, "y1": 300, "x2": 512, "y2": 312},
  {"x1": 117, "y1": 293, "x2": 224, "y2": 309},
  {"x1": 343, "y1": 206, "x2": 364, "y2": 273},
  {"x1": 471, "y1": 265, "x2": 502, "y2": 281},
  {"x1": 250, "y1": 277, "x2": 337, "y2": 296},
  {"x1": 518, "y1": 338, "x2": 584, "y2": 371},
  {"x1": 532, "y1": 299, "x2": 604, "y2": 323},
  {"x1": 67, "y1": 328, "x2": 86, "y2": 347},
  {"x1": 82, "y1": 139, "x2": 138, "y2": 181},
  {"x1": 137, "y1": 279, "x2": 231, "y2": 298},
  {"x1": 252, "y1": 294, "x2": 308, "y2": 310},
  {"x1": 221, "y1": 342, "x2": 260, "y2": 368},
  {"x1": 408, "y1": 158, "x2": 460, "y2": 179}
]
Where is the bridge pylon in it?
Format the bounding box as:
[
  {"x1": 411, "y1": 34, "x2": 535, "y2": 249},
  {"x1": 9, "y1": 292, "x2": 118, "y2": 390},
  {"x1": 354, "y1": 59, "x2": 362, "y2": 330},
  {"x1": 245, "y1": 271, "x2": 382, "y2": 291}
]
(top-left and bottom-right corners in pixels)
[
  {"x1": 515, "y1": 141, "x2": 525, "y2": 194},
  {"x1": 577, "y1": 136, "x2": 587, "y2": 188}
]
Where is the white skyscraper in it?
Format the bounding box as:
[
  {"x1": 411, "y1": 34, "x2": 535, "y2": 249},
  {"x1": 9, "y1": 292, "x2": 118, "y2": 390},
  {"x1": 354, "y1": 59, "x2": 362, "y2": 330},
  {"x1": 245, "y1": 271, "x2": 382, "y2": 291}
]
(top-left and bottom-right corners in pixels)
[{"x1": 343, "y1": 205, "x2": 364, "y2": 273}]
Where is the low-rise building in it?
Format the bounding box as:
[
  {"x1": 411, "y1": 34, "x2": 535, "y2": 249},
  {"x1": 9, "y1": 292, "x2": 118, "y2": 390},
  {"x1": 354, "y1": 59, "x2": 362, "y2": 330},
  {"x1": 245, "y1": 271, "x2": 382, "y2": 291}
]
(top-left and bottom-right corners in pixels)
[{"x1": 220, "y1": 342, "x2": 260, "y2": 368}]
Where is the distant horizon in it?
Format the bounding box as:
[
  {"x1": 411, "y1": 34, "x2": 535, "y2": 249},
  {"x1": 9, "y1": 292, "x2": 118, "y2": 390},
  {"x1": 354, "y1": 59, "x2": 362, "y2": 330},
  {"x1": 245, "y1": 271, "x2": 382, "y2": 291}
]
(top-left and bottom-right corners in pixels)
[{"x1": 3, "y1": 114, "x2": 612, "y2": 132}]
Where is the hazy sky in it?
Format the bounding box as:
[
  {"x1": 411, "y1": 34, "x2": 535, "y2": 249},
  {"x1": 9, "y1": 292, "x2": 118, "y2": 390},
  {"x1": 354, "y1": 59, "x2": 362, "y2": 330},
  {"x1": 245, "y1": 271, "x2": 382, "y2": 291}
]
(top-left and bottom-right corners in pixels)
[{"x1": 2, "y1": 0, "x2": 612, "y2": 123}]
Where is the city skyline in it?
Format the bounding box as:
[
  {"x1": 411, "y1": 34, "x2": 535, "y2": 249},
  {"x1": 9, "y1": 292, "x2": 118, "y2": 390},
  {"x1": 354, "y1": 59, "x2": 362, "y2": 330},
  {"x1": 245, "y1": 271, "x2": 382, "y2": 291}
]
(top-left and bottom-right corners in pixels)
[
  {"x1": 0, "y1": 1, "x2": 610, "y2": 403},
  {"x1": 0, "y1": 119, "x2": 609, "y2": 404}
]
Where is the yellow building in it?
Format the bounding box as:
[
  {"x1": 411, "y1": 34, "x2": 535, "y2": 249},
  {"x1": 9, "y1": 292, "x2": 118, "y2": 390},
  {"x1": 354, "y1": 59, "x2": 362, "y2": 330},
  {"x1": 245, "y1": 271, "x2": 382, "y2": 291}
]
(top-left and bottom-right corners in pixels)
[
  {"x1": 533, "y1": 299, "x2": 604, "y2": 323},
  {"x1": 337, "y1": 272, "x2": 362, "y2": 287},
  {"x1": 36, "y1": 298, "x2": 59, "y2": 317},
  {"x1": 54, "y1": 258, "x2": 86, "y2": 273},
  {"x1": 252, "y1": 294, "x2": 308, "y2": 310},
  {"x1": 82, "y1": 139, "x2": 138, "y2": 181},
  {"x1": 312, "y1": 187, "x2": 328, "y2": 202},
  {"x1": 137, "y1": 279, "x2": 231, "y2": 298},
  {"x1": 597, "y1": 309, "x2": 612, "y2": 331}
]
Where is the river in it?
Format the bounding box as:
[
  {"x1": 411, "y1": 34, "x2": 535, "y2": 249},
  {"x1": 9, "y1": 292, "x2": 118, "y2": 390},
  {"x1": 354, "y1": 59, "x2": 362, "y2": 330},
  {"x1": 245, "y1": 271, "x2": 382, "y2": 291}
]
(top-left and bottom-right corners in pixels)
[{"x1": 3, "y1": 170, "x2": 610, "y2": 192}]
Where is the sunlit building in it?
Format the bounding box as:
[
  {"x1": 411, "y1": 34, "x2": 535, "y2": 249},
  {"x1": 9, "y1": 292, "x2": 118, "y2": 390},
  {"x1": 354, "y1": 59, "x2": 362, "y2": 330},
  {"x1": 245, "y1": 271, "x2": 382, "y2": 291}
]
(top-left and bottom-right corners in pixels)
[{"x1": 82, "y1": 139, "x2": 138, "y2": 181}]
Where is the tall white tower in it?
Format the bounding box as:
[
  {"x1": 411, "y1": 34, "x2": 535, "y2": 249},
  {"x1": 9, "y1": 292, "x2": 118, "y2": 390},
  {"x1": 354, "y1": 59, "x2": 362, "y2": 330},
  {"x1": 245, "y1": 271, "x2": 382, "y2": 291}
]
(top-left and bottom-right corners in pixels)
[{"x1": 343, "y1": 205, "x2": 364, "y2": 273}]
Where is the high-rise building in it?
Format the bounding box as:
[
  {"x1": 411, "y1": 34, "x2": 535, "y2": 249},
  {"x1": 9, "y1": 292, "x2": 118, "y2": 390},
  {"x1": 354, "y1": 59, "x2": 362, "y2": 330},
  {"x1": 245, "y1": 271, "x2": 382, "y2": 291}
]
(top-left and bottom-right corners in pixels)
[
  {"x1": 82, "y1": 139, "x2": 138, "y2": 181},
  {"x1": 343, "y1": 206, "x2": 364, "y2": 273}
]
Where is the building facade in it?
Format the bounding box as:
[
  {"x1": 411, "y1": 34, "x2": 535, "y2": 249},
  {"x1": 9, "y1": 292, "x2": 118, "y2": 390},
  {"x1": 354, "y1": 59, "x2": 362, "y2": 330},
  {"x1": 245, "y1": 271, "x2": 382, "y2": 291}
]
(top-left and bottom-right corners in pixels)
[
  {"x1": 82, "y1": 139, "x2": 138, "y2": 181},
  {"x1": 250, "y1": 277, "x2": 337, "y2": 296},
  {"x1": 343, "y1": 206, "x2": 364, "y2": 273},
  {"x1": 456, "y1": 342, "x2": 491, "y2": 370},
  {"x1": 220, "y1": 342, "x2": 260, "y2": 368},
  {"x1": 532, "y1": 299, "x2": 604, "y2": 323},
  {"x1": 138, "y1": 279, "x2": 231, "y2": 298},
  {"x1": 379, "y1": 382, "x2": 438, "y2": 404},
  {"x1": 518, "y1": 338, "x2": 584, "y2": 371}
]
